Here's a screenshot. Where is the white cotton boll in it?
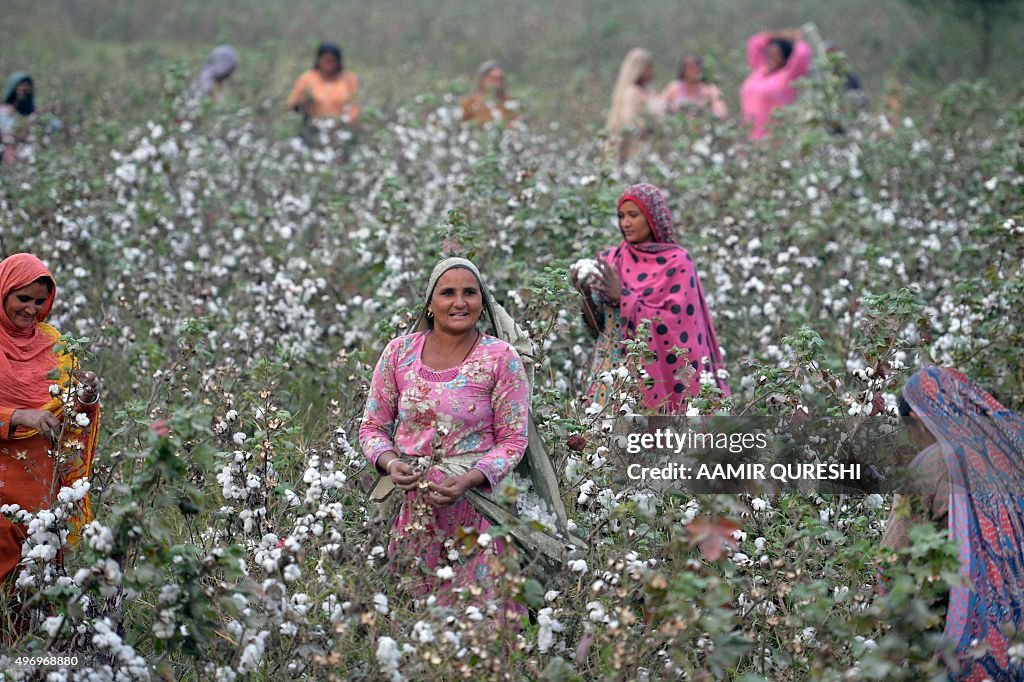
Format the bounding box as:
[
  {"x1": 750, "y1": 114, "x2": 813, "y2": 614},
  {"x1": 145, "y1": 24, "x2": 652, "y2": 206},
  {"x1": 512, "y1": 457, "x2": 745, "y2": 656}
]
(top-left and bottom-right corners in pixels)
[
  {"x1": 476, "y1": 533, "x2": 492, "y2": 548},
  {"x1": 373, "y1": 593, "x2": 389, "y2": 615},
  {"x1": 750, "y1": 498, "x2": 769, "y2": 512},
  {"x1": 75, "y1": 412, "x2": 91, "y2": 428},
  {"x1": 436, "y1": 566, "x2": 455, "y2": 580},
  {"x1": 283, "y1": 564, "x2": 302, "y2": 582},
  {"x1": 233, "y1": 432, "x2": 247, "y2": 445},
  {"x1": 544, "y1": 590, "x2": 561, "y2": 603},
  {"x1": 864, "y1": 494, "x2": 884, "y2": 510},
  {"x1": 568, "y1": 559, "x2": 588, "y2": 574},
  {"x1": 48, "y1": 384, "x2": 61, "y2": 397},
  {"x1": 413, "y1": 620, "x2": 435, "y2": 644},
  {"x1": 376, "y1": 636, "x2": 403, "y2": 680},
  {"x1": 536, "y1": 607, "x2": 563, "y2": 653},
  {"x1": 570, "y1": 258, "x2": 601, "y2": 286},
  {"x1": 43, "y1": 615, "x2": 65, "y2": 638}
]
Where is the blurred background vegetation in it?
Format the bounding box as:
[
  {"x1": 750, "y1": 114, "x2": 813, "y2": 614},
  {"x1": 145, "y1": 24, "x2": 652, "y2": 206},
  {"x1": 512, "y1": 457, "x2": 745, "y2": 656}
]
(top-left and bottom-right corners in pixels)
[{"x1": 3, "y1": 0, "x2": 1023, "y2": 132}]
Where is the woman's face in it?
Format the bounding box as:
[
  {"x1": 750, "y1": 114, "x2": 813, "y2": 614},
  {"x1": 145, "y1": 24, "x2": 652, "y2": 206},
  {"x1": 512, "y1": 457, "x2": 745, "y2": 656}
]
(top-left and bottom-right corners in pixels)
[
  {"x1": 904, "y1": 414, "x2": 938, "y2": 450},
  {"x1": 683, "y1": 58, "x2": 702, "y2": 83},
  {"x1": 618, "y1": 200, "x2": 654, "y2": 244},
  {"x1": 765, "y1": 44, "x2": 785, "y2": 72},
  {"x1": 317, "y1": 52, "x2": 341, "y2": 76},
  {"x1": 481, "y1": 67, "x2": 504, "y2": 93},
  {"x1": 4, "y1": 281, "x2": 50, "y2": 330},
  {"x1": 428, "y1": 268, "x2": 483, "y2": 335}
]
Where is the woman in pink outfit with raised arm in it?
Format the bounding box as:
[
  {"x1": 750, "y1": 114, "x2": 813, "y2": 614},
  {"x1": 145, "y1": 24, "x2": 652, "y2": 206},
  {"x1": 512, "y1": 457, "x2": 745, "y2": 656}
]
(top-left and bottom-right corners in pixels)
[{"x1": 740, "y1": 28, "x2": 812, "y2": 140}]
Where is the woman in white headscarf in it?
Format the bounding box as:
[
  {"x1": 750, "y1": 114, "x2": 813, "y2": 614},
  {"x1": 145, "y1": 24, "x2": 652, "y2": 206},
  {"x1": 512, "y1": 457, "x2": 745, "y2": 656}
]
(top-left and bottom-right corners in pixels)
[
  {"x1": 183, "y1": 45, "x2": 238, "y2": 113},
  {"x1": 605, "y1": 48, "x2": 664, "y2": 164},
  {"x1": 359, "y1": 258, "x2": 530, "y2": 619}
]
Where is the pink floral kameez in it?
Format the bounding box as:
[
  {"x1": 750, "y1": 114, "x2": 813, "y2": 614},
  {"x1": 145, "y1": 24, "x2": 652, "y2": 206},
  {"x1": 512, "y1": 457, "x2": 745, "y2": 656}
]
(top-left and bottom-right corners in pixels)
[{"x1": 359, "y1": 331, "x2": 529, "y2": 604}]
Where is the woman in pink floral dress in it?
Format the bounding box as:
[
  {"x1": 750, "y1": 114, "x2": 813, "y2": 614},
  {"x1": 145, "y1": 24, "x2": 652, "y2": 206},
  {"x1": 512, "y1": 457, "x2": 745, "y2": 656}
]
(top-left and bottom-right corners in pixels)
[{"x1": 359, "y1": 258, "x2": 529, "y2": 615}]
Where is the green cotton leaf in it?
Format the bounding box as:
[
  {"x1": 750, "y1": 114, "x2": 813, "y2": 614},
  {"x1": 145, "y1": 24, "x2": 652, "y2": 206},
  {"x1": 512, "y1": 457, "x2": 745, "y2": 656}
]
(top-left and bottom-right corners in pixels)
[
  {"x1": 521, "y1": 577, "x2": 545, "y2": 609},
  {"x1": 906, "y1": 523, "x2": 955, "y2": 558},
  {"x1": 126, "y1": 563, "x2": 161, "y2": 586},
  {"x1": 47, "y1": 368, "x2": 61, "y2": 380},
  {"x1": 539, "y1": 658, "x2": 583, "y2": 682}
]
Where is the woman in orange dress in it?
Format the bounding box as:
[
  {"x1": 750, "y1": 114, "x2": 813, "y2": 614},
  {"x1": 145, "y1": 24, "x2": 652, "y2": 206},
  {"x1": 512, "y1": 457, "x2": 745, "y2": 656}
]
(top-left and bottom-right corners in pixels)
[
  {"x1": 461, "y1": 61, "x2": 517, "y2": 125},
  {"x1": 0, "y1": 253, "x2": 101, "y2": 589},
  {"x1": 286, "y1": 42, "x2": 360, "y2": 125}
]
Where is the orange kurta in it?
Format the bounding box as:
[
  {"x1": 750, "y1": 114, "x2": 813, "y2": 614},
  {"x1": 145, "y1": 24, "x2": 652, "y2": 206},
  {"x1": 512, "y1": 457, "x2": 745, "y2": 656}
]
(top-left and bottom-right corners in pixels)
[
  {"x1": 461, "y1": 93, "x2": 516, "y2": 125},
  {"x1": 287, "y1": 69, "x2": 360, "y2": 122},
  {"x1": 0, "y1": 253, "x2": 100, "y2": 587},
  {"x1": 0, "y1": 398, "x2": 98, "y2": 584}
]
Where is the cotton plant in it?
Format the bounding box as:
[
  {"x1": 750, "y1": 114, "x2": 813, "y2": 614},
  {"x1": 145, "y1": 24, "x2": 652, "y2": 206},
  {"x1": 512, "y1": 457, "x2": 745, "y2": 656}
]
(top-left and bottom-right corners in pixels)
[{"x1": 0, "y1": 72, "x2": 1020, "y2": 679}]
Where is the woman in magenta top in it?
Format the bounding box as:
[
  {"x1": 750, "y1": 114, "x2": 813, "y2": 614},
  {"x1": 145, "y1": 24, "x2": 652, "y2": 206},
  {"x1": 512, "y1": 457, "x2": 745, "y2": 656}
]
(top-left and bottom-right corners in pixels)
[
  {"x1": 359, "y1": 258, "x2": 529, "y2": 609},
  {"x1": 740, "y1": 29, "x2": 812, "y2": 140},
  {"x1": 571, "y1": 184, "x2": 730, "y2": 414}
]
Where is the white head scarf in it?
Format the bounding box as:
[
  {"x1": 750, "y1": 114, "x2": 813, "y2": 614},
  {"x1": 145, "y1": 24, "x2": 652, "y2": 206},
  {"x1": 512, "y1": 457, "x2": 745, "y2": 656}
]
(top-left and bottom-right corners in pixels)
[
  {"x1": 414, "y1": 257, "x2": 536, "y2": 386},
  {"x1": 606, "y1": 47, "x2": 654, "y2": 132},
  {"x1": 198, "y1": 45, "x2": 238, "y2": 95}
]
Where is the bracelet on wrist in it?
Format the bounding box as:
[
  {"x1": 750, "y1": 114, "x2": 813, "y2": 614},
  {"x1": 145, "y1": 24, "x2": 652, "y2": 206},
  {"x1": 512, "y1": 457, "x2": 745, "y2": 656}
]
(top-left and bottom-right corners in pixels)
[
  {"x1": 385, "y1": 457, "x2": 401, "y2": 476},
  {"x1": 78, "y1": 391, "x2": 99, "y2": 405}
]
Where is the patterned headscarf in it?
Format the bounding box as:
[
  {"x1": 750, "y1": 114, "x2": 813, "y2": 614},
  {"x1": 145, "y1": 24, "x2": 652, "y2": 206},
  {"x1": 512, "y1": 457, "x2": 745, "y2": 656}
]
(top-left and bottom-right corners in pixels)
[
  {"x1": 902, "y1": 366, "x2": 1024, "y2": 679},
  {"x1": 617, "y1": 182, "x2": 677, "y2": 252},
  {"x1": 598, "y1": 185, "x2": 729, "y2": 412}
]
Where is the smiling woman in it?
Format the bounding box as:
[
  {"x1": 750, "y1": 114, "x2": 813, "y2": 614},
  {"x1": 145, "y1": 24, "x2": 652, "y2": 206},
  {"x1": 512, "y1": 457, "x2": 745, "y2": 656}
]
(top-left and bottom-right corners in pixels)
[
  {"x1": 359, "y1": 257, "x2": 529, "y2": 628},
  {"x1": 0, "y1": 253, "x2": 102, "y2": 634}
]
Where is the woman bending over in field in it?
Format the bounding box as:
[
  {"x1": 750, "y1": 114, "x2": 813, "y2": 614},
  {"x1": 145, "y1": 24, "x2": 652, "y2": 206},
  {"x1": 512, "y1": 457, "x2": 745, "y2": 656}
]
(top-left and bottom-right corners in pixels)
[
  {"x1": 571, "y1": 183, "x2": 729, "y2": 414},
  {"x1": 882, "y1": 367, "x2": 1024, "y2": 680},
  {"x1": 0, "y1": 254, "x2": 101, "y2": 634},
  {"x1": 359, "y1": 258, "x2": 529, "y2": 628}
]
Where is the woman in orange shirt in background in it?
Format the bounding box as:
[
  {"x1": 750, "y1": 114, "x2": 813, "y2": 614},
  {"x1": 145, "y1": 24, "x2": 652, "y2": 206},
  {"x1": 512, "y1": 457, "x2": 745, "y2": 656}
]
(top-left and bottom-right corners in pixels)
[
  {"x1": 461, "y1": 61, "x2": 517, "y2": 126},
  {"x1": 287, "y1": 42, "x2": 360, "y2": 125}
]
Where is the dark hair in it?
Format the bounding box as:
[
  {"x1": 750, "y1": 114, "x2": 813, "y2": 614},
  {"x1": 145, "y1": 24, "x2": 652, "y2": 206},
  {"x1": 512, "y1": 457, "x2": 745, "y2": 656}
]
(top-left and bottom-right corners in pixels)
[
  {"x1": 897, "y1": 392, "x2": 912, "y2": 418},
  {"x1": 315, "y1": 43, "x2": 343, "y2": 71},
  {"x1": 33, "y1": 275, "x2": 54, "y2": 293},
  {"x1": 769, "y1": 38, "x2": 794, "y2": 64},
  {"x1": 4, "y1": 76, "x2": 32, "y2": 105},
  {"x1": 677, "y1": 55, "x2": 704, "y2": 81}
]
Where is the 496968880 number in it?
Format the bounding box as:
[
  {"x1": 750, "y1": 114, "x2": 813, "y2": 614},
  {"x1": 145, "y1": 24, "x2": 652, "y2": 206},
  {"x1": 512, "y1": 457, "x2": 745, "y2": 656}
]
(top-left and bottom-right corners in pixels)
[{"x1": 14, "y1": 656, "x2": 81, "y2": 670}]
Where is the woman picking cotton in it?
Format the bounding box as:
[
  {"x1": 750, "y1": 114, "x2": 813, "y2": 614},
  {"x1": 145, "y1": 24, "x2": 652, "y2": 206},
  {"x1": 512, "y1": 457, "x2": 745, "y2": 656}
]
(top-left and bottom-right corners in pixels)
[
  {"x1": 462, "y1": 61, "x2": 518, "y2": 126},
  {"x1": 0, "y1": 254, "x2": 101, "y2": 612},
  {"x1": 661, "y1": 55, "x2": 728, "y2": 120},
  {"x1": 359, "y1": 258, "x2": 528, "y2": 626},
  {"x1": 881, "y1": 367, "x2": 1024, "y2": 680},
  {"x1": 605, "y1": 48, "x2": 664, "y2": 164},
  {"x1": 181, "y1": 45, "x2": 239, "y2": 116},
  {"x1": 739, "y1": 28, "x2": 812, "y2": 141},
  {"x1": 571, "y1": 184, "x2": 729, "y2": 414},
  {"x1": 287, "y1": 42, "x2": 360, "y2": 128}
]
